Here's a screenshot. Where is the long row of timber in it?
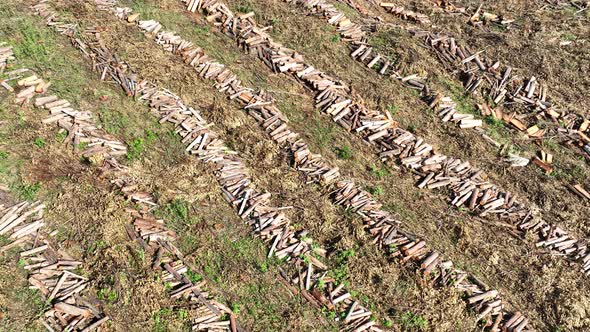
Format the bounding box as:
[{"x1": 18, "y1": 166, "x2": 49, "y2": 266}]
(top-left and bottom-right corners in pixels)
[
  {"x1": 33, "y1": 1, "x2": 385, "y2": 330},
  {"x1": 176, "y1": 0, "x2": 590, "y2": 275},
  {"x1": 94, "y1": 1, "x2": 534, "y2": 330}
]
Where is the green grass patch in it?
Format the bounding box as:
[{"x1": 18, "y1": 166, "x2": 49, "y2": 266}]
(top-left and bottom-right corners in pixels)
[
  {"x1": 155, "y1": 199, "x2": 201, "y2": 253},
  {"x1": 126, "y1": 138, "x2": 145, "y2": 161},
  {"x1": 33, "y1": 137, "x2": 46, "y2": 148},
  {"x1": 562, "y1": 32, "x2": 577, "y2": 41},
  {"x1": 399, "y1": 311, "x2": 428, "y2": 331},
  {"x1": 439, "y1": 78, "x2": 478, "y2": 116},
  {"x1": 368, "y1": 185, "x2": 383, "y2": 196},
  {"x1": 186, "y1": 268, "x2": 203, "y2": 284},
  {"x1": 14, "y1": 182, "x2": 40, "y2": 201},
  {"x1": 153, "y1": 307, "x2": 173, "y2": 332},
  {"x1": 97, "y1": 104, "x2": 131, "y2": 136},
  {"x1": 335, "y1": 145, "x2": 353, "y2": 160},
  {"x1": 484, "y1": 115, "x2": 504, "y2": 128},
  {"x1": 368, "y1": 30, "x2": 400, "y2": 63},
  {"x1": 0, "y1": 7, "x2": 87, "y2": 101},
  {"x1": 236, "y1": 3, "x2": 254, "y2": 13},
  {"x1": 369, "y1": 164, "x2": 389, "y2": 178},
  {"x1": 312, "y1": 118, "x2": 335, "y2": 150},
  {"x1": 387, "y1": 104, "x2": 400, "y2": 115},
  {"x1": 55, "y1": 130, "x2": 67, "y2": 143},
  {"x1": 97, "y1": 287, "x2": 118, "y2": 304},
  {"x1": 125, "y1": 130, "x2": 159, "y2": 161},
  {"x1": 14, "y1": 287, "x2": 47, "y2": 315},
  {"x1": 329, "y1": 247, "x2": 356, "y2": 286}
]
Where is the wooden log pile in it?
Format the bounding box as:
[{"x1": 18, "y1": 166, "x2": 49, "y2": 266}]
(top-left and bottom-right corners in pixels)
[
  {"x1": 410, "y1": 29, "x2": 590, "y2": 161},
  {"x1": 1, "y1": 44, "x2": 127, "y2": 168},
  {"x1": 379, "y1": 3, "x2": 431, "y2": 25},
  {"x1": 116, "y1": 180, "x2": 242, "y2": 332},
  {"x1": 0, "y1": 201, "x2": 110, "y2": 331},
  {"x1": 179, "y1": 0, "x2": 589, "y2": 270},
  {"x1": 283, "y1": 0, "x2": 488, "y2": 134},
  {"x1": 33, "y1": 2, "x2": 384, "y2": 330},
  {"x1": 282, "y1": 0, "x2": 590, "y2": 189},
  {"x1": 468, "y1": 4, "x2": 515, "y2": 27},
  {"x1": 91, "y1": 2, "x2": 536, "y2": 329},
  {"x1": 431, "y1": 0, "x2": 465, "y2": 13},
  {"x1": 0, "y1": 201, "x2": 46, "y2": 250},
  {"x1": 431, "y1": 1, "x2": 513, "y2": 27}
]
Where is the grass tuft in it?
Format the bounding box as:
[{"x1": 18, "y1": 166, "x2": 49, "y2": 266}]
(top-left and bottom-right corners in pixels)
[{"x1": 399, "y1": 311, "x2": 428, "y2": 331}]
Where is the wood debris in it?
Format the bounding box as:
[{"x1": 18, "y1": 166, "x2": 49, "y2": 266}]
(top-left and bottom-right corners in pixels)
[
  {"x1": 33, "y1": 2, "x2": 382, "y2": 330},
  {"x1": 0, "y1": 201, "x2": 110, "y2": 331},
  {"x1": 285, "y1": 0, "x2": 488, "y2": 137},
  {"x1": 152, "y1": 0, "x2": 590, "y2": 283},
  {"x1": 570, "y1": 184, "x2": 590, "y2": 200},
  {"x1": 468, "y1": 4, "x2": 514, "y2": 27},
  {"x1": 118, "y1": 184, "x2": 242, "y2": 332},
  {"x1": 431, "y1": 0, "x2": 513, "y2": 27},
  {"x1": 297, "y1": 0, "x2": 583, "y2": 187},
  {"x1": 2, "y1": 44, "x2": 126, "y2": 169},
  {"x1": 76, "y1": 1, "x2": 538, "y2": 329},
  {"x1": 379, "y1": 3, "x2": 431, "y2": 24},
  {"x1": 504, "y1": 154, "x2": 530, "y2": 167},
  {"x1": 410, "y1": 29, "x2": 590, "y2": 163}
]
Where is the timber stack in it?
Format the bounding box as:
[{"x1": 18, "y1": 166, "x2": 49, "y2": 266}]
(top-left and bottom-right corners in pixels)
[
  {"x1": 91, "y1": 2, "x2": 535, "y2": 330},
  {"x1": 379, "y1": 3, "x2": 431, "y2": 24},
  {"x1": 33, "y1": 2, "x2": 383, "y2": 330},
  {"x1": 2, "y1": 59, "x2": 127, "y2": 168},
  {"x1": 174, "y1": 0, "x2": 588, "y2": 274},
  {"x1": 0, "y1": 201, "x2": 110, "y2": 331},
  {"x1": 285, "y1": 0, "x2": 485, "y2": 132},
  {"x1": 410, "y1": 29, "x2": 590, "y2": 161}
]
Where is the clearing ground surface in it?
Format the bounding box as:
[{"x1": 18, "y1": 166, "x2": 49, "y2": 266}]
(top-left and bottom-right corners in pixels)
[{"x1": 0, "y1": 0, "x2": 589, "y2": 331}]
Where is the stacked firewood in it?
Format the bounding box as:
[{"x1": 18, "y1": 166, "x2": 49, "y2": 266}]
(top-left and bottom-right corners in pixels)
[
  {"x1": 431, "y1": 0, "x2": 513, "y2": 27},
  {"x1": 379, "y1": 3, "x2": 431, "y2": 24},
  {"x1": 281, "y1": 0, "x2": 590, "y2": 181},
  {"x1": 284, "y1": 0, "x2": 487, "y2": 133},
  {"x1": 431, "y1": 0, "x2": 464, "y2": 13},
  {"x1": 177, "y1": 0, "x2": 590, "y2": 275},
  {"x1": 185, "y1": 0, "x2": 590, "y2": 274},
  {"x1": 1, "y1": 50, "x2": 127, "y2": 168},
  {"x1": 115, "y1": 181, "x2": 242, "y2": 332},
  {"x1": 32, "y1": 2, "x2": 383, "y2": 330},
  {"x1": 468, "y1": 4, "x2": 514, "y2": 27},
  {"x1": 411, "y1": 29, "x2": 590, "y2": 160},
  {"x1": 0, "y1": 201, "x2": 110, "y2": 331},
  {"x1": 88, "y1": 3, "x2": 535, "y2": 329},
  {"x1": 0, "y1": 201, "x2": 46, "y2": 248}
]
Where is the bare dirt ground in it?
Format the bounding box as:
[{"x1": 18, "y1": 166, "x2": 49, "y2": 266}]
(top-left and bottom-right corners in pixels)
[{"x1": 1, "y1": 0, "x2": 589, "y2": 331}]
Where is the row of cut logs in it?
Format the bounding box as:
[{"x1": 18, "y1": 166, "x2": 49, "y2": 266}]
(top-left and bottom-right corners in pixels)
[
  {"x1": 252, "y1": 0, "x2": 590, "y2": 273},
  {"x1": 99, "y1": 2, "x2": 530, "y2": 330},
  {"x1": 410, "y1": 29, "x2": 590, "y2": 161},
  {"x1": 33, "y1": 2, "x2": 384, "y2": 330},
  {"x1": 430, "y1": 0, "x2": 514, "y2": 27},
  {"x1": 5, "y1": 23, "x2": 246, "y2": 330},
  {"x1": 0, "y1": 200, "x2": 110, "y2": 331},
  {"x1": 1, "y1": 50, "x2": 126, "y2": 168},
  {"x1": 117, "y1": 180, "x2": 243, "y2": 332},
  {"x1": 286, "y1": 0, "x2": 590, "y2": 181},
  {"x1": 379, "y1": 3, "x2": 431, "y2": 25}
]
